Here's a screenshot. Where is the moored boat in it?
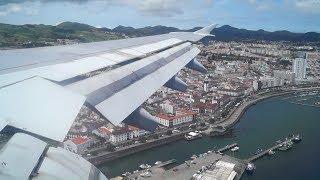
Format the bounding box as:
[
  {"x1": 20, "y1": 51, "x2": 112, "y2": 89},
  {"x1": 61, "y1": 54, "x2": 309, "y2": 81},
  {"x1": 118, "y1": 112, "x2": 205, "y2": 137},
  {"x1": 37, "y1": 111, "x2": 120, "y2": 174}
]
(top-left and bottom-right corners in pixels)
[
  {"x1": 231, "y1": 146, "x2": 239, "y2": 152},
  {"x1": 139, "y1": 164, "x2": 151, "y2": 169},
  {"x1": 246, "y1": 162, "x2": 256, "y2": 173},
  {"x1": 185, "y1": 131, "x2": 202, "y2": 140}
]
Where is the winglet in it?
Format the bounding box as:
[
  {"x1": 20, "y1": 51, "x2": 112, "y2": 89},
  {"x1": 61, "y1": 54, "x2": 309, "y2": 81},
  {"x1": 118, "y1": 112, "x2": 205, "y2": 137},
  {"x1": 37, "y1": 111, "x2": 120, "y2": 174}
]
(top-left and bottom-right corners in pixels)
[{"x1": 194, "y1": 24, "x2": 218, "y2": 36}]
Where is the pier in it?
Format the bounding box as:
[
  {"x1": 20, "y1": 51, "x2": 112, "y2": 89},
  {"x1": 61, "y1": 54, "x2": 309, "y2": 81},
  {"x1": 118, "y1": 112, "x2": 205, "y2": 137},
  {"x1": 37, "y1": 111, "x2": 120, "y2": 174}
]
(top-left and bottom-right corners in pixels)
[
  {"x1": 217, "y1": 143, "x2": 238, "y2": 153},
  {"x1": 246, "y1": 134, "x2": 301, "y2": 162},
  {"x1": 122, "y1": 144, "x2": 246, "y2": 180}
]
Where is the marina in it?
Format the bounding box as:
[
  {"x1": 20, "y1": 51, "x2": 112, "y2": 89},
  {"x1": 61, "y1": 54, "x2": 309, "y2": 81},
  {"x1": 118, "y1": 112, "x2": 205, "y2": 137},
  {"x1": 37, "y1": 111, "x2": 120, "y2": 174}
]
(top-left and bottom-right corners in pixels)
[
  {"x1": 121, "y1": 144, "x2": 247, "y2": 180},
  {"x1": 100, "y1": 93, "x2": 320, "y2": 180},
  {"x1": 111, "y1": 133, "x2": 302, "y2": 179},
  {"x1": 246, "y1": 134, "x2": 301, "y2": 162}
]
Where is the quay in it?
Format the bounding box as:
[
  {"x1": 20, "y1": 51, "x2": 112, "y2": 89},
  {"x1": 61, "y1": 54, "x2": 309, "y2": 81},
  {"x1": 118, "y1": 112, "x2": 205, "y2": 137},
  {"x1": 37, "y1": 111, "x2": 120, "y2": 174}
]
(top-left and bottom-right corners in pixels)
[
  {"x1": 246, "y1": 134, "x2": 301, "y2": 162},
  {"x1": 111, "y1": 133, "x2": 301, "y2": 180},
  {"x1": 117, "y1": 144, "x2": 246, "y2": 180}
]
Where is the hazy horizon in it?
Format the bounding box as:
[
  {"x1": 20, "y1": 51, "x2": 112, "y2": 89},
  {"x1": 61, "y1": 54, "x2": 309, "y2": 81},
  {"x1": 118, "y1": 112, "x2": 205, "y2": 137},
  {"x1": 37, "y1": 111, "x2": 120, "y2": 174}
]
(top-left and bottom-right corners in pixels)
[{"x1": 0, "y1": 0, "x2": 319, "y2": 33}]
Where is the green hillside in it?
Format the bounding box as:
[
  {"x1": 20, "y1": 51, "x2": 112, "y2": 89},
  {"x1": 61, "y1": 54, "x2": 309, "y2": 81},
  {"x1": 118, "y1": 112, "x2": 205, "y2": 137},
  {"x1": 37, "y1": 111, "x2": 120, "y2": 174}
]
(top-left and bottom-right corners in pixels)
[{"x1": 0, "y1": 22, "x2": 124, "y2": 49}]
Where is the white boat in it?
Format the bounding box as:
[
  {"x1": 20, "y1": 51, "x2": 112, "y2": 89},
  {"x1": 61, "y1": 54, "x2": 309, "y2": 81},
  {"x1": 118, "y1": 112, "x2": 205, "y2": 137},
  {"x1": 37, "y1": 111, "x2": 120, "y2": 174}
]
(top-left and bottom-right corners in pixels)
[
  {"x1": 154, "y1": 161, "x2": 162, "y2": 165},
  {"x1": 246, "y1": 163, "x2": 256, "y2": 172},
  {"x1": 231, "y1": 146, "x2": 239, "y2": 152},
  {"x1": 268, "y1": 150, "x2": 275, "y2": 155},
  {"x1": 139, "y1": 164, "x2": 151, "y2": 169},
  {"x1": 185, "y1": 131, "x2": 202, "y2": 140},
  {"x1": 122, "y1": 172, "x2": 131, "y2": 176},
  {"x1": 191, "y1": 154, "x2": 198, "y2": 159},
  {"x1": 140, "y1": 172, "x2": 152, "y2": 177}
]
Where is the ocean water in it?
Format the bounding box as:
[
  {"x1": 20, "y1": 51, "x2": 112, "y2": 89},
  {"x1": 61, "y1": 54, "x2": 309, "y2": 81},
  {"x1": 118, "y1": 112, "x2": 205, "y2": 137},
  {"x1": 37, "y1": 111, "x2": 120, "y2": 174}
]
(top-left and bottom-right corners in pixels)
[{"x1": 99, "y1": 94, "x2": 320, "y2": 179}]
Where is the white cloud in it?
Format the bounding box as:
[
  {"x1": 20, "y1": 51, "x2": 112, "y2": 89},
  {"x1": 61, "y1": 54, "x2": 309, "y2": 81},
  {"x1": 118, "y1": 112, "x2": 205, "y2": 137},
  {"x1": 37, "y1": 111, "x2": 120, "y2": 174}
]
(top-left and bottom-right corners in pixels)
[
  {"x1": 0, "y1": 0, "x2": 213, "y2": 17},
  {"x1": 294, "y1": 0, "x2": 320, "y2": 14},
  {"x1": 0, "y1": 2, "x2": 40, "y2": 16},
  {"x1": 256, "y1": 3, "x2": 271, "y2": 11},
  {"x1": 0, "y1": 3, "x2": 22, "y2": 16},
  {"x1": 111, "y1": 0, "x2": 211, "y2": 17},
  {"x1": 136, "y1": 0, "x2": 183, "y2": 17}
]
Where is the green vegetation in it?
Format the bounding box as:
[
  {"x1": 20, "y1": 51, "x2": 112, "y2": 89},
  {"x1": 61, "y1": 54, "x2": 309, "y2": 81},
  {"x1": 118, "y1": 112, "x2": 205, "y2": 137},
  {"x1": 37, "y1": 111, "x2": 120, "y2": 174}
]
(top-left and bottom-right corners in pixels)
[{"x1": 0, "y1": 22, "x2": 124, "y2": 49}]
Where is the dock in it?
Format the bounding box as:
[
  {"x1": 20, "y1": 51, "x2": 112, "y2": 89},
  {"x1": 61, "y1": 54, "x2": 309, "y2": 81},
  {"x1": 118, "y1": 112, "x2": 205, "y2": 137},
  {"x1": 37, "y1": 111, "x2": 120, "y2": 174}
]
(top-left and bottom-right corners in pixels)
[
  {"x1": 217, "y1": 143, "x2": 238, "y2": 153},
  {"x1": 246, "y1": 134, "x2": 301, "y2": 162},
  {"x1": 123, "y1": 144, "x2": 246, "y2": 180}
]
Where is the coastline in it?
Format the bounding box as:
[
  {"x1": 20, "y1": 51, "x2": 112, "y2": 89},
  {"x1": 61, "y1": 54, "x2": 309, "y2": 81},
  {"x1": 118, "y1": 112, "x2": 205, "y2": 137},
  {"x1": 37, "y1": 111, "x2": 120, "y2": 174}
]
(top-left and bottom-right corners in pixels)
[{"x1": 90, "y1": 87, "x2": 320, "y2": 166}]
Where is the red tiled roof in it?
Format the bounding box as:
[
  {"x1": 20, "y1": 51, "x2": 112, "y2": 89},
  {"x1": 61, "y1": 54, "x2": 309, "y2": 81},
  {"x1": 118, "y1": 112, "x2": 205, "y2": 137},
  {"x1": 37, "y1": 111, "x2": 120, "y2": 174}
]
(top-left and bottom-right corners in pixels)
[
  {"x1": 128, "y1": 125, "x2": 139, "y2": 131},
  {"x1": 98, "y1": 127, "x2": 111, "y2": 134},
  {"x1": 71, "y1": 136, "x2": 89, "y2": 145}
]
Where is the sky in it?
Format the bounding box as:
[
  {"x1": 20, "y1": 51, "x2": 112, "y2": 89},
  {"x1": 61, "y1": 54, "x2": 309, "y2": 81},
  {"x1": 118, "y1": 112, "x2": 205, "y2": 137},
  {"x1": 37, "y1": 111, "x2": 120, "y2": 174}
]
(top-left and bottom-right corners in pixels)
[{"x1": 0, "y1": 0, "x2": 319, "y2": 32}]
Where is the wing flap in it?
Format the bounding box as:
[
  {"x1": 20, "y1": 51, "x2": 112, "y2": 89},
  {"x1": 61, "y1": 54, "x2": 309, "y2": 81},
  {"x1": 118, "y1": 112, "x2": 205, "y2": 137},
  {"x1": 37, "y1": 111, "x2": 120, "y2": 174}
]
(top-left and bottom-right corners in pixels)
[
  {"x1": 96, "y1": 47, "x2": 199, "y2": 125},
  {"x1": 67, "y1": 43, "x2": 199, "y2": 125},
  {"x1": 0, "y1": 77, "x2": 85, "y2": 141},
  {"x1": 0, "y1": 133, "x2": 47, "y2": 180}
]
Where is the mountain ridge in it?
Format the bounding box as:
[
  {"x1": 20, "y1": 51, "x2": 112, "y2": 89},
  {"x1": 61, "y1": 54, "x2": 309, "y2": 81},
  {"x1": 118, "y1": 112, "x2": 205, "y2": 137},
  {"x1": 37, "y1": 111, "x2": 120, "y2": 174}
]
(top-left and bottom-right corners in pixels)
[{"x1": 0, "y1": 21, "x2": 319, "y2": 49}]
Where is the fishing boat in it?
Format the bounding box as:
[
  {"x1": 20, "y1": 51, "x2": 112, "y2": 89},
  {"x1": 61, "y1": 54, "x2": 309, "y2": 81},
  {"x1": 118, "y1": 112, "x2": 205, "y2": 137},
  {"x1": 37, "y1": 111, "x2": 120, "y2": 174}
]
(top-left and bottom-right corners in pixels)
[
  {"x1": 246, "y1": 163, "x2": 256, "y2": 173},
  {"x1": 191, "y1": 154, "x2": 198, "y2": 160},
  {"x1": 139, "y1": 164, "x2": 151, "y2": 169},
  {"x1": 292, "y1": 134, "x2": 302, "y2": 143},
  {"x1": 154, "y1": 161, "x2": 162, "y2": 165},
  {"x1": 231, "y1": 146, "x2": 240, "y2": 152}
]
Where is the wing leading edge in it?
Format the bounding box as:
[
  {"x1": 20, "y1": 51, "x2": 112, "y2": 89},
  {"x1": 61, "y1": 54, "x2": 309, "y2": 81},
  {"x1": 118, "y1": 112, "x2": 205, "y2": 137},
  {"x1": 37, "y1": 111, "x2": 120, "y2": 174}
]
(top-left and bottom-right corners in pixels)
[
  {"x1": 0, "y1": 24, "x2": 216, "y2": 180},
  {"x1": 0, "y1": 24, "x2": 216, "y2": 140}
]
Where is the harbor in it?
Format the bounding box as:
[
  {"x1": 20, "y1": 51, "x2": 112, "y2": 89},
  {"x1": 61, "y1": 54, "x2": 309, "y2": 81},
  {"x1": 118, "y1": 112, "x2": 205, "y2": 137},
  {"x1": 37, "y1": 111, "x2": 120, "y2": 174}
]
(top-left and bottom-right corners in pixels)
[
  {"x1": 119, "y1": 144, "x2": 247, "y2": 180},
  {"x1": 110, "y1": 133, "x2": 302, "y2": 180},
  {"x1": 99, "y1": 93, "x2": 320, "y2": 180}
]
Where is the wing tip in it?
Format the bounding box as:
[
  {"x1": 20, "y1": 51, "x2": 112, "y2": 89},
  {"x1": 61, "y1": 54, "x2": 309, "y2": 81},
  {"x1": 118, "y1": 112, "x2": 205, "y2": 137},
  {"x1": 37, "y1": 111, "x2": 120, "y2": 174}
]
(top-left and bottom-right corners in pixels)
[{"x1": 194, "y1": 24, "x2": 218, "y2": 36}]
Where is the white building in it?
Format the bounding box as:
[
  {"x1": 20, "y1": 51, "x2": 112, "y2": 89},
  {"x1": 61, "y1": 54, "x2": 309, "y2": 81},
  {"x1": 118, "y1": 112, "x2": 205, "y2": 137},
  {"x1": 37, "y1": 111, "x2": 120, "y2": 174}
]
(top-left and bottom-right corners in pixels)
[
  {"x1": 155, "y1": 110, "x2": 196, "y2": 127},
  {"x1": 160, "y1": 101, "x2": 174, "y2": 114},
  {"x1": 252, "y1": 80, "x2": 259, "y2": 91},
  {"x1": 92, "y1": 126, "x2": 112, "y2": 139},
  {"x1": 127, "y1": 125, "x2": 149, "y2": 139},
  {"x1": 293, "y1": 58, "x2": 307, "y2": 80},
  {"x1": 259, "y1": 76, "x2": 284, "y2": 89},
  {"x1": 109, "y1": 128, "x2": 129, "y2": 144},
  {"x1": 273, "y1": 70, "x2": 295, "y2": 84},
  {"x1": 203, "y1": 80, "x2": 209, "y2": 92},
  {"x1": 64, "y1": 136, "x2": 94, "y2": 155},
  {"x1": 108, "y1": 125, "x2": 148, "y2": 144},
  {"x1": 217, "y1": 89, "x2": 245, "y2": 97}
]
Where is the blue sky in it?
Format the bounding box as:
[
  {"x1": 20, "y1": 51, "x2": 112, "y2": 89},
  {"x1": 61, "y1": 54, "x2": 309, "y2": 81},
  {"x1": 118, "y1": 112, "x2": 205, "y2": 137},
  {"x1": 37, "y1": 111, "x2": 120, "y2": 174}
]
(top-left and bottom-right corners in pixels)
[{"x1": 0, "y1": 0, "x2": 319, "y2": 32}]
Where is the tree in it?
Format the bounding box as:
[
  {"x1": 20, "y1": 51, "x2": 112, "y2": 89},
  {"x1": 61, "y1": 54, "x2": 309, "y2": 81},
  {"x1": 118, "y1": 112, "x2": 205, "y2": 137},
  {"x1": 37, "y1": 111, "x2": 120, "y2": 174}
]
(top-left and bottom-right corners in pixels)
[
  {"x1": 165, "y1": 130, "x2": 173, "y2": 136},
  {"x1": 106, "y1": 144, "x2": 116, "y2": 152},
  {"x1": 150, "y1": 133, "x2": 159, "y2": 139},
  {"x1": 138, "y1": 136, "x2": 147, "y2": 143}
]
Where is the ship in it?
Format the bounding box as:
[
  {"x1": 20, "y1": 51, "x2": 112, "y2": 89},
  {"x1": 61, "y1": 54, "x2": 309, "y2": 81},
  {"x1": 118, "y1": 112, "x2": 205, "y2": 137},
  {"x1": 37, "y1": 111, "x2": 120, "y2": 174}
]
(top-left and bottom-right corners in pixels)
[
  {"x1": 246, "y1": 162, "x2": 256, "y2": 173},
  {"x1": 185, "y1": 131, "x2": 202, "y2": 140},
  {"x1": 292, "y1": 134, "x2": 302, "y2": 143}
]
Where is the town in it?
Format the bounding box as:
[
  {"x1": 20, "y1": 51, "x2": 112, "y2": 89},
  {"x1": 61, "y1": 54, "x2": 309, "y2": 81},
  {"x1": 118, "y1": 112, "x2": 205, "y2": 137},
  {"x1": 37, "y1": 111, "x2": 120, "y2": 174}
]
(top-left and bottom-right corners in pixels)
[{"x1": 62, "y1": 40, "x2": 320, "y2": 165}]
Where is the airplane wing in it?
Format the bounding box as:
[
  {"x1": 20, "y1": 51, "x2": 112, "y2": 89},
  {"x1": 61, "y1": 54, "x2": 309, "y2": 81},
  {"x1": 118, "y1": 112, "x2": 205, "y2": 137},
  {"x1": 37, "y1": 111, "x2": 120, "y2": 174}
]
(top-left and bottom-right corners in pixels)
[{"x1": 0, "y1": 24, "x2": 216, "y2": 180}]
